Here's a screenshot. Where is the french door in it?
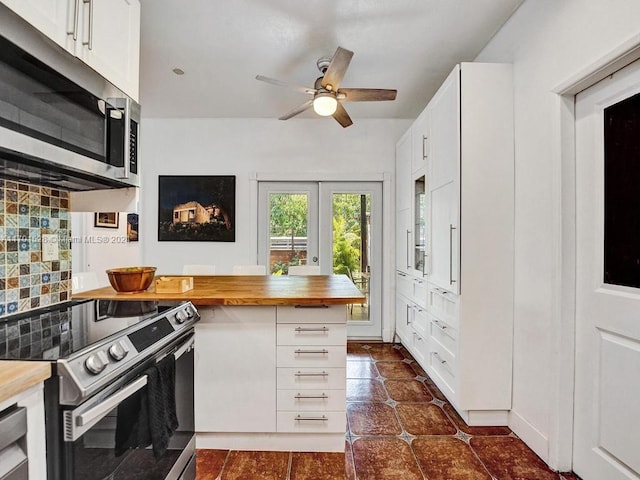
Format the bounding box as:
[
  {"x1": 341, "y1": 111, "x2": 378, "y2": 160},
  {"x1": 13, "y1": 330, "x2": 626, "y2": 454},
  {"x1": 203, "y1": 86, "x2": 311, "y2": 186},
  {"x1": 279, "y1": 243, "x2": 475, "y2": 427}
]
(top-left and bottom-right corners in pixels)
[
  {"x1": 573, "y1": 58, "x2": 640, "y2": 479},
  {"x1": 258, "y1": 181, "x2": 382, "y2": 339}
]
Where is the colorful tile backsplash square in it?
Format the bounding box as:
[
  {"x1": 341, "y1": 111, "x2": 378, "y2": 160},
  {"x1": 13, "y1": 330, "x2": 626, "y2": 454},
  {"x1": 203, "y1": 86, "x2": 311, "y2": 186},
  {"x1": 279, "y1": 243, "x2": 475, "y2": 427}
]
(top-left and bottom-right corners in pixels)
[{"x1": 0, "y1": 179, "x2": 71, "y2": 317}]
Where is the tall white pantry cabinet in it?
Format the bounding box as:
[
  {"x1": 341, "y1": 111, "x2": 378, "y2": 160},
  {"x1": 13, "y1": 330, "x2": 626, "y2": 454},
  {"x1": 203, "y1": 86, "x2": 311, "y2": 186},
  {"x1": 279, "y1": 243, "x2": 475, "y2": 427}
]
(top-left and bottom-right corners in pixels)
[{"x1": 395, "y1": 63, "x2": 514, "y2": 425}]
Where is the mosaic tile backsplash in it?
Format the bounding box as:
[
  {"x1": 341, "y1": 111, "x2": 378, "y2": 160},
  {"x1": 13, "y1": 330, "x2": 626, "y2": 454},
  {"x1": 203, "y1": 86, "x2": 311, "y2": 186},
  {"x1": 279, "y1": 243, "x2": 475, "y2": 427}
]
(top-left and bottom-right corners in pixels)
[
  {"x1": 0, "y1": 306, "x2": 73, "y2": 359},
  {"x1": 0, "y1": 179, "x2": 71, "y2": 317}
]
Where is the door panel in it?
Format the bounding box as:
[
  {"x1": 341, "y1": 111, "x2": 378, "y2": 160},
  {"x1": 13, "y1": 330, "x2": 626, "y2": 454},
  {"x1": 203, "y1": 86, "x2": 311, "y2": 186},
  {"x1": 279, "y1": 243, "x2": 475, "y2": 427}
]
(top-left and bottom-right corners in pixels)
[{"x1": 574, "y1": 58, "x2": 640, "y2": 480}]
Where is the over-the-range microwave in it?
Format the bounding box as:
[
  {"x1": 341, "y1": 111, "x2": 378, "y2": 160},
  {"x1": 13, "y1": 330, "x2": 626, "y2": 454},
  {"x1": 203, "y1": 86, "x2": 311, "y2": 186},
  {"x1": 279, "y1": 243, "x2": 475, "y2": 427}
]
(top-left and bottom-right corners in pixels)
[{"x1": 0, "y1": 7, "x2": 140, "y2": 191}]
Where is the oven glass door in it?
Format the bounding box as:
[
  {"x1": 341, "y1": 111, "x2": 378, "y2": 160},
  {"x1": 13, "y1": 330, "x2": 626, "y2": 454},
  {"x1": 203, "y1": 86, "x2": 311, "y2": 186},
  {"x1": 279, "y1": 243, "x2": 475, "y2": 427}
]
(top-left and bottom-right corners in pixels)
[{"x1": 60, "y1": 338, "x2": 195, "y2": 480}]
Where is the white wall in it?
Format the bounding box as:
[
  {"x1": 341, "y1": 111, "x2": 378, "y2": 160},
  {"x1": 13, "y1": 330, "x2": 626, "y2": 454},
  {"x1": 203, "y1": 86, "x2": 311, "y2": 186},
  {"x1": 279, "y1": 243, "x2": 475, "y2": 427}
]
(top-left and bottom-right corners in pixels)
[
  {"x1": 71, "y1": 212, "x2": 142, "y2": 287},
  {"x1": 475, "y1": 0, "x2": 640, "y2": 470}
]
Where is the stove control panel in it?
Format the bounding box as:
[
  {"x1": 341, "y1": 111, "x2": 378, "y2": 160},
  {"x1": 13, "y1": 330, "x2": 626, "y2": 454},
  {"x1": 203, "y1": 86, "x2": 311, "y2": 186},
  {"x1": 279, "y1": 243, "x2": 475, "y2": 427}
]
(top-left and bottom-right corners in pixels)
[
  {"x1": 108, "y1": 341, "x2": 129, "y2": 361},
  {"x1": 85, "y1": 351, "x2": 109, "y2": 375},
  {"x1": 58, "y1": 302, "x2": 200, "y2": 405}
]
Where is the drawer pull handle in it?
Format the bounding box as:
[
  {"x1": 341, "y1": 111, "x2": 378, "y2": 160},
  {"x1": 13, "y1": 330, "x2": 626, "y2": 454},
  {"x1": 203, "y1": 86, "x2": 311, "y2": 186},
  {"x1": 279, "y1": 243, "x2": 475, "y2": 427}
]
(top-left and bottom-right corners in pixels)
[
  {"x1": 295, "y1": 371, "x2": 329, "y2": 377},
  {"x1": 294, "y1": 305, "x2": 329, "y2": 309},
  {"x1": 295, "y1": 415, "x2": 328, "y2": 422},
  {"x1": 433, "y1": 352, "x2": 447, "y2": 364},
  {"x1": 434, "y1": 320, "x2": 447, "y2": 330},
  {"x1": 294, "y1": 393, "x2": 329, "y2": 399},
  {"x1": 295, "y1": 326, "x2": 329, "y2": 333},
  {"x1": 295, "y1": 349, "x2": 329, "y2": 354}
]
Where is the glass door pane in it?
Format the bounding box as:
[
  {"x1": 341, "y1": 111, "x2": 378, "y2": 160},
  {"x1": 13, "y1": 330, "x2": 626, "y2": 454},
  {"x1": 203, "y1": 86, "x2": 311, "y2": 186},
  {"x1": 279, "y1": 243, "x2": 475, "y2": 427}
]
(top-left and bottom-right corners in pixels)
[
  {"x1": 331, "y1": 193, "x2": 371, "y2": 321},
  {"x1": 258, "y1": 182, "x2": 318, "y2": 275}
]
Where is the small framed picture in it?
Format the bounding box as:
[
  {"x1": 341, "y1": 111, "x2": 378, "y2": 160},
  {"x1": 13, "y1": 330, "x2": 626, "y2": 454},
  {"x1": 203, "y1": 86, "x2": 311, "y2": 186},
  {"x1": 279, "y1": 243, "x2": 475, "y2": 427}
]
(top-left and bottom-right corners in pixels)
[{"x1": 94, "y1": 212, "x2": 119, "y2": 228}]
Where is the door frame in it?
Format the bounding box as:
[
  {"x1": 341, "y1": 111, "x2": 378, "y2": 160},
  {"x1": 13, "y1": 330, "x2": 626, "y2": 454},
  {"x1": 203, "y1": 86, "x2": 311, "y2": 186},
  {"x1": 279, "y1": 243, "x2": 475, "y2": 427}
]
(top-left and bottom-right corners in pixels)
[
  {"x1": 251, "y1": 171, "x2": 396, "y2": 342},
  {"x1": 549, "y1": 35, "x2": 640, "y2": 471}
]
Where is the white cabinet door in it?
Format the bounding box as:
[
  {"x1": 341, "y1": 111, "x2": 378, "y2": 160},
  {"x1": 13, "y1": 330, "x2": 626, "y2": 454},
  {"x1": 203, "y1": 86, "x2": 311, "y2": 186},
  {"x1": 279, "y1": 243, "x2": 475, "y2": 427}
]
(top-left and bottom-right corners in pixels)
[
  {"x1": 430, "y1": 181, "x2": 458, "y2": 293},
  {"x1": 395, "y1": 294, "x2": 412, "y2": 345},
  {"x1": 411, "y1": 108, "x2": 429, "y2": 174},
  {"x1": 0, "y1": 0, "x2": 71, "y2": 47},
  {"x1": 195, "y1": 306, "x2": 277, "y2": 432},
  {"x1": 77, "y1": 0, "x2": 140, "y2": 99},
  {"x1": 429, "y1": 65, "x2": 460, "y2": 191},
  {"x1": 395, "y1": 208, "x2": 411, "y2": 275},
  {"x1": 395, "y1": 128, "x2": 412, "y2": 212}
]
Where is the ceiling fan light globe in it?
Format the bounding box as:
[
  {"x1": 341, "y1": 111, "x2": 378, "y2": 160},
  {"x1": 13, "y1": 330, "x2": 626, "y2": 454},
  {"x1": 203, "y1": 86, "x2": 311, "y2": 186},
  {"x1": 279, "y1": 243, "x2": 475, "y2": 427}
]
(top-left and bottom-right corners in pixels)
[{"x1": 313, "y1": 94, "x2": 338, "y2": 116}]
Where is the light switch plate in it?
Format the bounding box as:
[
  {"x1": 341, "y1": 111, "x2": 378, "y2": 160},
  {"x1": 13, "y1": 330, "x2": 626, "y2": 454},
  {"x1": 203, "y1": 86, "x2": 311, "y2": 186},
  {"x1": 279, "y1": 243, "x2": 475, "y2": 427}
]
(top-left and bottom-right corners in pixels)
[{"x1": 42, "y1": 233, "x2": 59, "y2": 261}]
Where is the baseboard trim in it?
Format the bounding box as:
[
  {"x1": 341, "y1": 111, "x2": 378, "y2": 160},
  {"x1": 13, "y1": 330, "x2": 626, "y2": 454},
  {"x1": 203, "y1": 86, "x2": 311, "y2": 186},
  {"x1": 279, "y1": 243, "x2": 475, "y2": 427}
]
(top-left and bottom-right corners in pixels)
[
  {"x1": 196, "y1": 432, "x2": 345, "y2": 452},
  {"x1": 509, "y1": 409, "x2": 550, "y2": 463}
]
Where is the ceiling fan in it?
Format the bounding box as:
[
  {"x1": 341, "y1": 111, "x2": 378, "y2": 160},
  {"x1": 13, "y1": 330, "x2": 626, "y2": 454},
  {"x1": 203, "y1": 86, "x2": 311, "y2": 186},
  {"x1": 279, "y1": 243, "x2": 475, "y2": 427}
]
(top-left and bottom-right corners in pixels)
[{"x1": 256, "y1": 46, "x2": 397, "y2": 128}]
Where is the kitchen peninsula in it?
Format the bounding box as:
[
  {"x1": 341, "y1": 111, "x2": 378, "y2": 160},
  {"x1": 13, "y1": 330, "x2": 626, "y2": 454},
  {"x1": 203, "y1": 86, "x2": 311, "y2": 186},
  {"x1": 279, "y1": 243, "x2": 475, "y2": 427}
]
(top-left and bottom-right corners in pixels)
[{"x1": 75, "y1": 275, "x2": 364, "y2": 452}]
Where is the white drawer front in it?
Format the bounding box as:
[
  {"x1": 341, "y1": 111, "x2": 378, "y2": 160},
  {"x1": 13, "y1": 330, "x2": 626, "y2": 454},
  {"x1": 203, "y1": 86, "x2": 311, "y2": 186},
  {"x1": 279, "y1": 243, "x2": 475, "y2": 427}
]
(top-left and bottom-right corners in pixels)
[
  {"x1": 277, "y1": 411, "x2": 346, "y2": 433},
  {"x1": 412, "y1": 278, "x2": 428, "y2": 308},
  {"x1": 412, "y1": 306, "x2": 429, "y2": 337},
  {"x1": 277, "y1": 323, "x2": 346, "y2": 346},
  {"x1": 396, "y1": 272, "x2": 413, "y2": 298},
  {"x1": 277, "y1": 367, "x2": 346, "y2": 390},
  {"x1": 277, "y1": 389, "x2": 346, "y2": 412},
  {"x1": 429, "y1": 315, "x2": 458, "y2": 355},
  {"x1": 428, "y1": 339, "x2": 457, "y2": 395},
  {"x1": 428, "y1": 285, "x2": 459, "y2": 328},
  {"x1": 277, "y1": 346, "x2": 346, "y2": 367},
  {"x1": 277, "y1": 305, "x2": 346, "y2": 324}
]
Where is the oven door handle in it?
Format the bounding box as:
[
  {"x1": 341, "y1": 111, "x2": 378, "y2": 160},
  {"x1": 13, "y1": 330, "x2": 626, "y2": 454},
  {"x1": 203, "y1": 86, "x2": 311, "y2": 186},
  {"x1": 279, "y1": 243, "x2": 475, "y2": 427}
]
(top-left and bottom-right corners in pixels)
[{"x1": 65, "y1": 376, "x2": 147, "y2": 441}]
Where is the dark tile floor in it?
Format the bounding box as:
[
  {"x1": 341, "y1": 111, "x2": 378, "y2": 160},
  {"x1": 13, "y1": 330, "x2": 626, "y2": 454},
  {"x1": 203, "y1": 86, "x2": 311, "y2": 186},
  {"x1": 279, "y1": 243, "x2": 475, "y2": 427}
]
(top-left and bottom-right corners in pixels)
[{"x1": 196, "y1": 342, "x2": 582, "y2": 480}]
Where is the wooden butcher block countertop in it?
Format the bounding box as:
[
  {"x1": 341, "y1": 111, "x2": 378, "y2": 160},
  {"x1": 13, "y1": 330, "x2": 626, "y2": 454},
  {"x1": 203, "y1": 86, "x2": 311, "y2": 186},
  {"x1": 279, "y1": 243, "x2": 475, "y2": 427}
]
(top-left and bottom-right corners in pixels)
[
  {"x1": 73, "y1": 274, "x2": 365, "y2": 306},
  {"x1": 0, "y1": 361, "x2": 51, "y2": 404}
]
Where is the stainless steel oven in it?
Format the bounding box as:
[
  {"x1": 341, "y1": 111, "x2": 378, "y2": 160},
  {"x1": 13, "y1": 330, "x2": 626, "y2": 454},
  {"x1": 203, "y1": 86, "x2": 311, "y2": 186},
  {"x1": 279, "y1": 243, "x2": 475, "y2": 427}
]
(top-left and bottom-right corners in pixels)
[
  {"x1": 57, "y1": 333, "x2": 195, "y2": 480},
  {"x1": 0, "y1": 299, "x2": 199, "y2": 480}
]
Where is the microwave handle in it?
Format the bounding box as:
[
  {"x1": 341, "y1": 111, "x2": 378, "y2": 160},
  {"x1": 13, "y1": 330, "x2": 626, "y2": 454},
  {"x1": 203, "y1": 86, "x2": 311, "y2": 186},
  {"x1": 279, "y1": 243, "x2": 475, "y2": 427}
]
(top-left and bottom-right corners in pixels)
[
  {"x1": 64, "y1": 376, "x2": 147, "y2": 441},
  {"x1": 107, "y1": 97, "x2": 132, "y2": 180}
]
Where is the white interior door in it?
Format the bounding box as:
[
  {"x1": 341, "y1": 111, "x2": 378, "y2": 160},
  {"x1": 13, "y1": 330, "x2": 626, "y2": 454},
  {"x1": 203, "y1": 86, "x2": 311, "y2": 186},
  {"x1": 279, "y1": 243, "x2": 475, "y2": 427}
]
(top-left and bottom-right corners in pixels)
[{"x1": 573, "y1": 58, "x2": 640, "y2": 480}]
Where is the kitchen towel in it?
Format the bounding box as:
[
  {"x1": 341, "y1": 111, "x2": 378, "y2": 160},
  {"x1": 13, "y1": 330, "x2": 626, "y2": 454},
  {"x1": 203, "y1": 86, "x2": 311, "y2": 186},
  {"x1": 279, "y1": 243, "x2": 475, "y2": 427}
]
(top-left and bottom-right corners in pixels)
[
  {"x1": 146, "y1": 353, "x2": 179, "y2": 458},
  {"x1": 114, "y1": 384, "x2": 151, "y2": 456}
]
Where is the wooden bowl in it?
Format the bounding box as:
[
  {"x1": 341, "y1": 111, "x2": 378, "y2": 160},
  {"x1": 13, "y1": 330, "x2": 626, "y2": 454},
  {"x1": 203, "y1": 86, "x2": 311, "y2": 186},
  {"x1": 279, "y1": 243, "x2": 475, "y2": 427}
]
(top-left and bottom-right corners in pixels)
[{"x1": 106, "y1": 267, "x2": 157, "y2": 293}]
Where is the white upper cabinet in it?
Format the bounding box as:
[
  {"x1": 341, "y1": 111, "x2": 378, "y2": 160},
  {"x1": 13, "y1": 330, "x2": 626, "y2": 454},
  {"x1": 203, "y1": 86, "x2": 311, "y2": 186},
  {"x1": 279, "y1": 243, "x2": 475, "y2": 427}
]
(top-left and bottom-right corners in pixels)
[
  {"x1": 0, "y1": 0, "x2": 70, "y2": 46},
  {"x1": 429, "y1": 65, "x2": 460, "y2": 191},
  {"x1": 76, "y1": 0, "x2": 140, "y2": 100},
  {"x1": 395, "y1": 128, "x2": 412, "y2": 212},
  {"x1": 1, "y1": 0, "x2": 141, "y2": 100},
  {"x1": 411, "y1": 108, "x2": 430, "y2": 174}
]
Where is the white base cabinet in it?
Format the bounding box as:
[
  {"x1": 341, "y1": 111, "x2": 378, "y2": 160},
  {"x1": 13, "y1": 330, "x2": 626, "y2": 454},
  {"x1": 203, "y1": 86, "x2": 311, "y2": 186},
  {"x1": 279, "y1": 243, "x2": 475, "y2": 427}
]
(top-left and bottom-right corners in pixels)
[
  {"x1": 0, "y1": 384, "x2": 47, "y2": 480},
  {"x1": 395, "y1": 62, "x2": 514, "y2": 426},
  {"x1": 195, "y1": 304, "x2": 347, "y2": 451}
]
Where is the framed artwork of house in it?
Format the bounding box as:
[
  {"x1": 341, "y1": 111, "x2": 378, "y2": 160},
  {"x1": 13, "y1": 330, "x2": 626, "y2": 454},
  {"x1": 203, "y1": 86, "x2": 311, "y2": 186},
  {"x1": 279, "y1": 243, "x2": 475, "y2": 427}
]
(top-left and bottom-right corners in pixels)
[
  {"x1": 94, "y1": 212, "x2": 119, "y2": 228},
  {"x1": 158, "y1": 175, "x2": 236, "y2": 242}
]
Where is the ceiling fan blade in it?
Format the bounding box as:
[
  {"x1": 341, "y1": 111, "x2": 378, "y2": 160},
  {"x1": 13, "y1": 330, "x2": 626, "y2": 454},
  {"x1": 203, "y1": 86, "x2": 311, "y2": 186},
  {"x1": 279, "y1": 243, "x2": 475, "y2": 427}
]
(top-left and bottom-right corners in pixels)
[
  {"x1": 332, "y1": 102, "x2": 353, "y2": 128},
  {"x1": 278, "y1": 99, "x2": 314, "y2": 120},
  {"x1": 338, "y1": 88, "x2": 397, "y2": 102},
  {"x1": 256, "y1": 75, "x2": 316, "y2": 95},
  {"x1": 321, "y1": 47, "x2": 353, "y2": 91}
]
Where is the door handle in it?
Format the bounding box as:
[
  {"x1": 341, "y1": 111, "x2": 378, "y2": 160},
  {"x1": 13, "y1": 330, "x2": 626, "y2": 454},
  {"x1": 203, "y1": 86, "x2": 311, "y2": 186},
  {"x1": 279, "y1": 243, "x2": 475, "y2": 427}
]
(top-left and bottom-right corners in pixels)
[
  {"x1": 82, "y1": 0, "x2": 93, "y2": 50},
  {"x1": 449, "y1": 224, "x2": 457, "y2": 285}
]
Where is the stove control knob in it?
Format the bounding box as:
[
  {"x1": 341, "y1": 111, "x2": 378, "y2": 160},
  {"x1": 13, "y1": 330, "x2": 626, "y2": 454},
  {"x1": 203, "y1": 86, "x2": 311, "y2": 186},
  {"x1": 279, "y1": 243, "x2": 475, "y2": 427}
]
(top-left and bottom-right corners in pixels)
[
  {"x1": 85, "y1": 353, "x2": 107, "y2": 375},
  {"x1": 185, "y1": 305, "x2": 195, "y2": 318},
  {"x1": 175, "y1": 309, "x2": 188, "y2": 324},
  {"x1": 108, "y1": 341, "x2": 129, "y2": 361}
]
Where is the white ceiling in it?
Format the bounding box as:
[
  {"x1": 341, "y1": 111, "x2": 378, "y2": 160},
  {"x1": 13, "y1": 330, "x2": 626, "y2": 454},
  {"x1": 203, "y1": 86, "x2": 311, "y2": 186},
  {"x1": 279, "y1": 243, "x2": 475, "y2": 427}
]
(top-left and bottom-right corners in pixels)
[{"x1": 139, "y1": 0, "x2": 523, "y2": 121}]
